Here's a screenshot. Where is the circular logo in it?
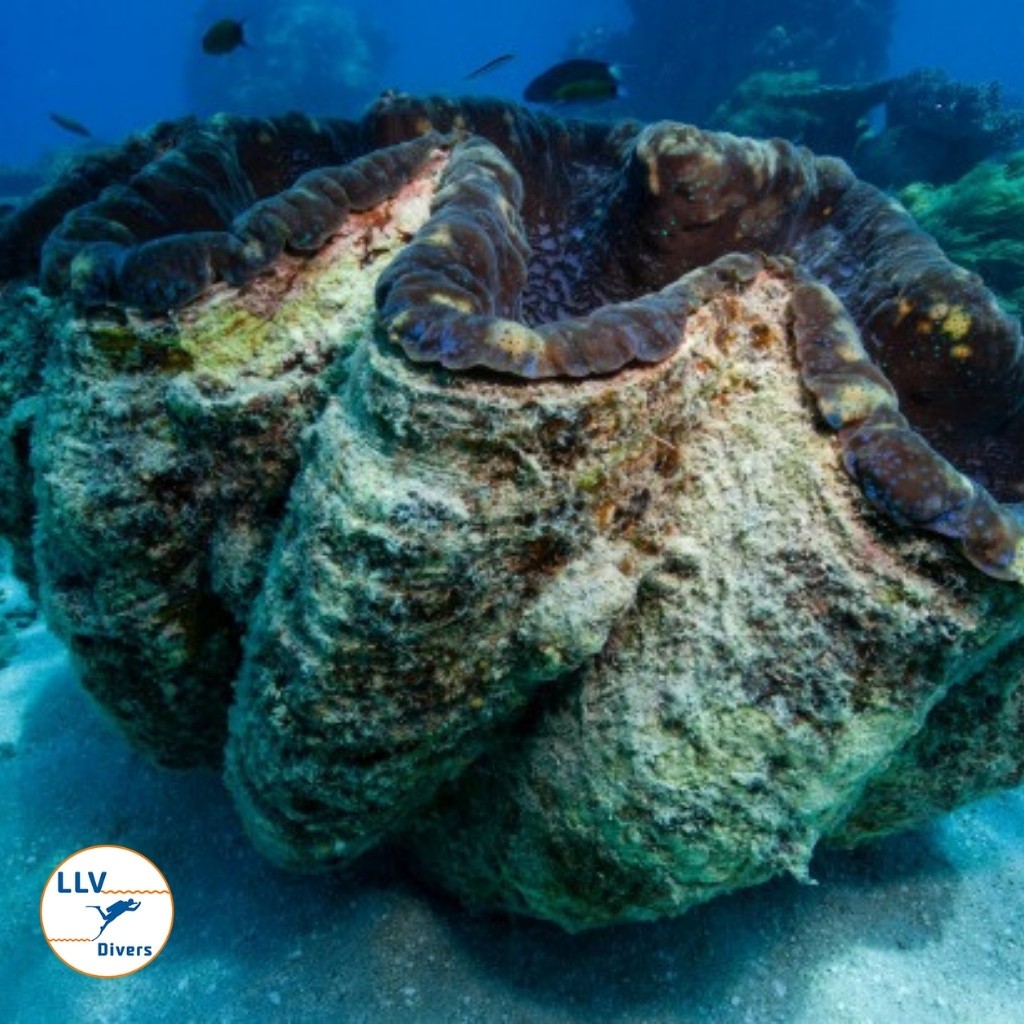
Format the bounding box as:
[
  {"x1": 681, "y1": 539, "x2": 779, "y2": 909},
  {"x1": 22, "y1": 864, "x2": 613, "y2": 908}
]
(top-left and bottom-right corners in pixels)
[{"x1": 40, "y1": 845, "x2": 174, "y2": 977}]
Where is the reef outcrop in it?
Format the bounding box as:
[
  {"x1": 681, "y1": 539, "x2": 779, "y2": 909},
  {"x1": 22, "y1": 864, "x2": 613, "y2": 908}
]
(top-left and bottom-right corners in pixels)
[
  {"x1": 708, "y1": 68, "x2": 1024, "y2": 191},
  {"x1": 592, "y1": 0, "x2": 895, "y2": 126},
  {"x1": 901, "y1": 152, "x2": 1024, "y2": 319},
  {"x1": 1, "y1": 95, "x2": 1022, "y2": 928},
  {"x1": 710, "y1": 70, "x2": 894, "y2": 159},
  {"x1": 856, "y1": 69, "x2": 1024, "y2": 187}
]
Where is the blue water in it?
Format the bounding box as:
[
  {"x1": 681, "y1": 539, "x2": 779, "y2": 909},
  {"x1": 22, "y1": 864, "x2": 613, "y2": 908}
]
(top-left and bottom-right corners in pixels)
[
  {"x1": 0, "y1": 0, "x2": 1022, "y2": 169},
  {"x1": 890, "y1": 0, "x2": 1024, "y2": 94},
  {"x1": 0, "y1": 0, "x2": 623, "y2": 168}
]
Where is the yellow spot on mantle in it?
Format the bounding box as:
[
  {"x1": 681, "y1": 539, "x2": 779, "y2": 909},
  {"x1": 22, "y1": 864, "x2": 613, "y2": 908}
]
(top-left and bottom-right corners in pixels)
[
  {"x1": 429, "y1": 291, "x2": 474, "y2": 313},
  {"x1": 893, "y1": 298, "x2": 914, "y2": 326},
  {"x1": 490, "y1": 323, "x2": 543, "y2": 357},
  {"x1": 940, "y1": 306, "x2": 972, "y2": 342}
]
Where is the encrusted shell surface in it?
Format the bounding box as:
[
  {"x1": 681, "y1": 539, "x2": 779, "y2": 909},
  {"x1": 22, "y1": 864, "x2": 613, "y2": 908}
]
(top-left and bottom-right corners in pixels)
[{"x1": 1, "y1": 97, "x2": 1023, "y2": 929}]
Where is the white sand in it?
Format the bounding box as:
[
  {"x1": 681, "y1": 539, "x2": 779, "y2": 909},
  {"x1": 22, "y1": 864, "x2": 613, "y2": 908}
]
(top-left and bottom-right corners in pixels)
[{"x1": 1, "y1": 552, "x2": 1021, "y2": 1023}]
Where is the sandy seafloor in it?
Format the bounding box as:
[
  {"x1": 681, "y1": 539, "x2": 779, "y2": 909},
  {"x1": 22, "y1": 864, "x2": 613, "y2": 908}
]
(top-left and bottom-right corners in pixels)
[{"x1": 1, "y1": 548, "x2": 1022, "y2": 1024}]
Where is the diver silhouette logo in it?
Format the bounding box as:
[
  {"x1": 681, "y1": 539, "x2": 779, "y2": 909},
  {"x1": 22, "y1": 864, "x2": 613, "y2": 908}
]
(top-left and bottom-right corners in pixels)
[
  {"x1": 40, "y1": 845, "x2": 174, "y2": 977},
  {"x1": 87, "y1": 897, "x2": 142, "y2": 940}
]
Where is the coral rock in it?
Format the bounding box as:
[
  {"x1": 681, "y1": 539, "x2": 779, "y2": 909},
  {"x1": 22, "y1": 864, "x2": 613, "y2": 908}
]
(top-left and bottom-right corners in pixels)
[{"x1": 901, "y1": 152, "x2": 1024, "y2": 319}]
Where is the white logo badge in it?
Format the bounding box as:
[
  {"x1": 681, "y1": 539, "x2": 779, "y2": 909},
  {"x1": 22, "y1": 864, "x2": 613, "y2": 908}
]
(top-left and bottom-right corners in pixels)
[{"x1": 40, "y1": 845, "x2": 174, "y2": 977}]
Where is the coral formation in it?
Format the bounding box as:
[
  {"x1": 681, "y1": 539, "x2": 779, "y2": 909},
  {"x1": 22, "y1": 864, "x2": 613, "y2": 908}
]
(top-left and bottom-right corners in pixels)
[
  {"x1": 1, "y1": 95, "x2": 1023, "y2": 928},
  {"x1": 710, "y1": 70, "x2": 892, "y2": 159},
  {"x1": 855, "y1": 69, "x2": 1024, "y2": 187},
  {"x1": 709, "y1": 68, "x2": 1024, "y2": 191},
  {"x1": 901, "y1": 152, "x2": 1024, "y2": 318},
  {"x1": 593, "y1": 0, "x2": 895, "y2": 125}
]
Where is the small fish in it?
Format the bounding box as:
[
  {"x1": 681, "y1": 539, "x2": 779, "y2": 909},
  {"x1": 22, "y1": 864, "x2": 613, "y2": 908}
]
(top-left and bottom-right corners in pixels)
[
  {"x1": 202, "y1": 18, "x2": 247, "y2": 56},
  {"x1": 49, "y1": 112, "x2": 92, "y2": 138},
  {"x1": 524, "y1": 59, "x2": 623, "y2": 104},
  {"x1": 464, "y1": 53, "x2": 515, "y2": 80}
]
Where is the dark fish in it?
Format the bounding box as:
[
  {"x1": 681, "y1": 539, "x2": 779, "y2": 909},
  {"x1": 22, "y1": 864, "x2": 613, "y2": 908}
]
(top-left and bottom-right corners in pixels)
[
  {"x1": 49, "y1": 112, "x2": 92, "y2": 138},
  {"x1": 464, "y1": 53, "x2": 515, "y2": 80},
  {"x1": 202, "y1": 18, "x2": 246, "y2": 56},
  {"x1": 524, "y1": 59, "x2": 622, "y2": 104}
]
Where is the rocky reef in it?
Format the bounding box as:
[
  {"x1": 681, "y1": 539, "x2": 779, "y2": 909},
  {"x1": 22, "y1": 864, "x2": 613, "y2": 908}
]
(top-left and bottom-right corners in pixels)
[
  {"x1": 1, "y1": 95, "x2": 1023, "y2": 929},
  {"x1": 709, "y1": 68, "x2": 1024, "y2": 189},
  {"x1": 593, "y1": 0, "x2": 895, "y2": 126},
  {"x1": 901, "y1": 152, "x2": 1024, "y2": 319},
  {"x1": 855, "y1": 69, "x2": 1024, "y2": 187},
  {"x1": 709, "y1": 70, "x2": 893, "y2": 160}
]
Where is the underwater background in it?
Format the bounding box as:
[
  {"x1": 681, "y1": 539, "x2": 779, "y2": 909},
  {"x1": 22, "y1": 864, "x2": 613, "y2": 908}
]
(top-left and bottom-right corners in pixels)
[
  {"x1": 1, "y1": 0, "x2": 1022, "y2": 168},
  {"x1": 2, "y1": 0, "x2": 1024, "y2": 1021}
]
